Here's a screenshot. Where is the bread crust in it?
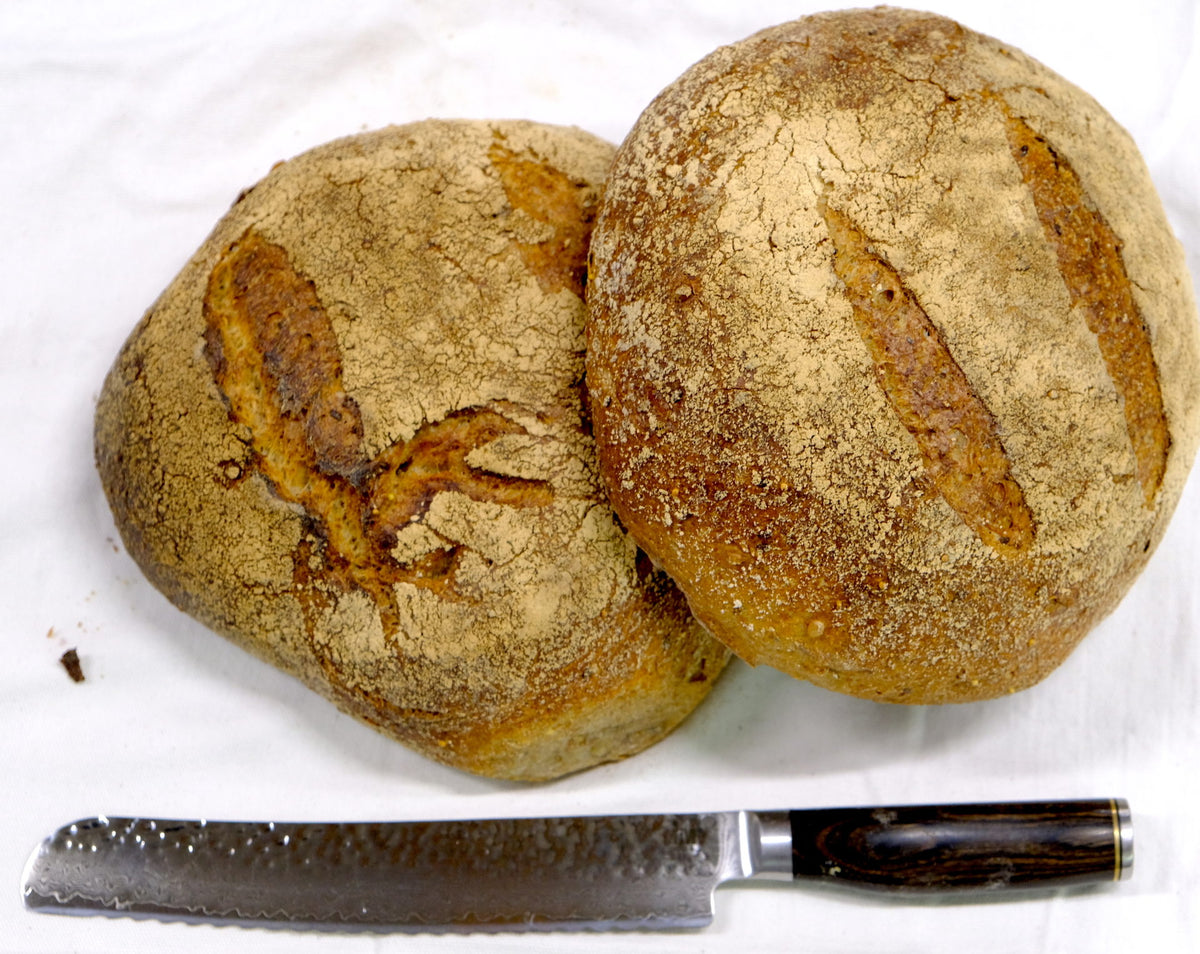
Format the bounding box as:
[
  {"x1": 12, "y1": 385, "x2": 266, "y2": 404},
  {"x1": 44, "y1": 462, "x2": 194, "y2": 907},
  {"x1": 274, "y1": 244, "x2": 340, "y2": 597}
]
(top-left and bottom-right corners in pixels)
[
  {"x1": 585, "y1": 8, "x2": 1200, "y2": 703},
  {"x1": 95, "y1": 120, "x2": 729, "y2": 779}
]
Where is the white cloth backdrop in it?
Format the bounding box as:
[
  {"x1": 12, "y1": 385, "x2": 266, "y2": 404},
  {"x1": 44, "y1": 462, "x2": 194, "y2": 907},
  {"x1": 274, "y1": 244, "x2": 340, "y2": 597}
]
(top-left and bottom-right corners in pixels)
[{"x1": 3, "y1": 1, "x2": 1198, "y2": 951}]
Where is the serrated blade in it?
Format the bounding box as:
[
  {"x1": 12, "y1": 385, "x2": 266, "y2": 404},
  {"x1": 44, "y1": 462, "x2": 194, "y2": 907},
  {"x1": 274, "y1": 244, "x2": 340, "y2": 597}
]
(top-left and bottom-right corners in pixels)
[
  {"x1": 21, "y1": 813, "x2": 748, "y2": 932},
  {"x1": 22, "y1": 800, "x2": 1133, "y2": 932}
]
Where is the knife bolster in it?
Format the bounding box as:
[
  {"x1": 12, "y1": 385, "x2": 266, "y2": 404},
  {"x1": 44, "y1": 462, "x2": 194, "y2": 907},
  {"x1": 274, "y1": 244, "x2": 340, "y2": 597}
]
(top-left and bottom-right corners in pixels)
[{"x1": 737, "y1": 811, "x2": 793, "y2": 881}]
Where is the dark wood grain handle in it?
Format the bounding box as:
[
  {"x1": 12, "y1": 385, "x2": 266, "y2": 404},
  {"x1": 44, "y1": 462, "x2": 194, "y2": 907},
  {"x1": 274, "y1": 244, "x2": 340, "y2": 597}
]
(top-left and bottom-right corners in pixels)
[{"x1": 789, "y1": 799, "x2": 1131, "y2": 891}]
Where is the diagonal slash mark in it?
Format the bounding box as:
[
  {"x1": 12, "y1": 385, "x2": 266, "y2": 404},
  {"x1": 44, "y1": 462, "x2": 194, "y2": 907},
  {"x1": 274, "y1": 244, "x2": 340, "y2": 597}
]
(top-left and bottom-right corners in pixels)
[
  {"x1": 818, "y1": 191, "x2": 1036, "y2": 554},
  {"x1": 201, "y1": 229, "x2": 554, "y2": 683},
  {"x1": 487, "y1": 133, "x2": 597, "y2": 299},
  {"x1": 1000, "y1": 106, "x2": 1170, "y2": 506}
]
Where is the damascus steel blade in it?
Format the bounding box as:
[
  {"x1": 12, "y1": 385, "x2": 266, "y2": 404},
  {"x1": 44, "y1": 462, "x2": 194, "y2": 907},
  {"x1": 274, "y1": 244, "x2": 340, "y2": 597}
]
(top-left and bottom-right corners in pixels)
[
  {"x1": 23, "y1": 801, "x2": 1131, "y2": 931},
  {"x1": 22, "y1": 812, "x2": 754, "y2": 932}
]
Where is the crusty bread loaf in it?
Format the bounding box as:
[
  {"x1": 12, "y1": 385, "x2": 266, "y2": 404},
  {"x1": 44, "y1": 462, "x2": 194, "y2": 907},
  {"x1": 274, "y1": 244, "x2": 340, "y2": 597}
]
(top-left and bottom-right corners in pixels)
[
  {"x1": 585, "y1": 8, "x2": 1200, "y2": 703},
  {"x1": 95, "y1": 119, "x2": 729, "y2": 780}
]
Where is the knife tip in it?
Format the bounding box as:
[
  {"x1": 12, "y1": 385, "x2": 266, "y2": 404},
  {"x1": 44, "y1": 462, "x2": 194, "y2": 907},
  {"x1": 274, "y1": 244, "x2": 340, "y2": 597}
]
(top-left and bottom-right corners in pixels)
[
  {"x1": 21, "y1": 838, "x2": 52, "y2": 910},
  {"x1": 20, "y1": 817, "x2": 102, "y2": 912}
]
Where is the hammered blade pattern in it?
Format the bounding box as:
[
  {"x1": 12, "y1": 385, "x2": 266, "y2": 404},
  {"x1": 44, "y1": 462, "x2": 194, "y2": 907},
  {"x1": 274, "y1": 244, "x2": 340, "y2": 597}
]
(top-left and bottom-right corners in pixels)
[{"x1": 22, "y1": 813, "x2": 731, "y2": 931}]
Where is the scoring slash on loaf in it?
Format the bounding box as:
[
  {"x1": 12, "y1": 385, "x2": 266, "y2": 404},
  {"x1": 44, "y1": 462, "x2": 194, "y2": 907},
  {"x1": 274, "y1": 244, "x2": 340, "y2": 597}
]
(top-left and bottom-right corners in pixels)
[
  {"x1": 585, "y1": 7, "x2": 1200, "y2": 704},
  {"x1": 94, "y1": 120, "x2": 729, "y2": 780}
]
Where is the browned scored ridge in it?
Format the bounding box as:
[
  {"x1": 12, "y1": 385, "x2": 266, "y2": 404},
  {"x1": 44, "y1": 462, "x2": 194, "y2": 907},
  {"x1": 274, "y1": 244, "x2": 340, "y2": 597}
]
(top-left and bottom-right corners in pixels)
[
  {"x1": 488, "y1": 138, "x2": 596, "y2": 298},
  {"x1": 203, "y1": 229, "x2": 554, "y2": 636},
  {"x1": 819, "y1": 195, "x2": 1036, "y2": 553},
  {"x1": 1004, "y1": 111, "x2": 1169, "y2": 505}
]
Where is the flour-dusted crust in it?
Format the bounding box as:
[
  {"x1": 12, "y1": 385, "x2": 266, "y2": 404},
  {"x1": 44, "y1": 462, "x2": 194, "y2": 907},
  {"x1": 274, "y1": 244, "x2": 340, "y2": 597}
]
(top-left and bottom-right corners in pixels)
[
  {"x1": 95, "y1": 120, "x2": 729, "y2": 780},
  {"x1": 586, "y1": 8, "x2": 1200, "y2": 703}
]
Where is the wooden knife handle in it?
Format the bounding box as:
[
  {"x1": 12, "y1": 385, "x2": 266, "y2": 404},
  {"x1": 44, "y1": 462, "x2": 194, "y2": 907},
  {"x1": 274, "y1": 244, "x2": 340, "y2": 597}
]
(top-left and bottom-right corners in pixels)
[{"x1": 788, "y1": 799, "x2": 1131, "y2": 891}]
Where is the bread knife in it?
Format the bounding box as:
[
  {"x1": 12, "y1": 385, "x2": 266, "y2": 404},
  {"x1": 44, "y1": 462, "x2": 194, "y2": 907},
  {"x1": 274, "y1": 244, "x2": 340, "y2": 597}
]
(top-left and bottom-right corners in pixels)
[{"x1": 22, "y1": 799, "x2": 1132, "y2": 932}]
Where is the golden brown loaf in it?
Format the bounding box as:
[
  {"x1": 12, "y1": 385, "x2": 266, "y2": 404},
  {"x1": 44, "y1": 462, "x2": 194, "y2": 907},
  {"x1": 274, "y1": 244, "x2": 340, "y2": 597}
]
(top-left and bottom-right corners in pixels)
[
  {"x1": 585, "y1": 8, "x2": 1200, "y2": 703},
  {"x1": 95, "y1": 119, "x2": 729, "y2": 780}
]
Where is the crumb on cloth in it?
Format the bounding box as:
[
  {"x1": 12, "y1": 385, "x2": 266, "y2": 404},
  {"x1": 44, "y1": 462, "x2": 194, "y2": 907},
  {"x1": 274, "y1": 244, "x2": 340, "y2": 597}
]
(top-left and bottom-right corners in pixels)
[{"x1": 59, "y1": 648, "x2": 85, "y2": 683}]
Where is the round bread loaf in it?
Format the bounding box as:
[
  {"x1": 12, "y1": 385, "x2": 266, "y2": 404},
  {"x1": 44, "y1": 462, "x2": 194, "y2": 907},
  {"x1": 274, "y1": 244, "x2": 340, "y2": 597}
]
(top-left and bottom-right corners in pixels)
[
  {"x1": 585, "y1": 8, "x2": 1200, "y2": 704},
  {"x1": 95, "y1": 119, "x2": 729, "y2": 780}
]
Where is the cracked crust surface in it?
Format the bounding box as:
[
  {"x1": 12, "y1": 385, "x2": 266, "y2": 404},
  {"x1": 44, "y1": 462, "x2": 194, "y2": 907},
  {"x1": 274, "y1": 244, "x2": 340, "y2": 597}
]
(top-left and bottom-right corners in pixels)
[
  {"x1": 95, "y1": 119, "x2": 729, "y2": 780},
  {"x1": 585, "y1": 7, "x2": 1200, "y2": 703}
]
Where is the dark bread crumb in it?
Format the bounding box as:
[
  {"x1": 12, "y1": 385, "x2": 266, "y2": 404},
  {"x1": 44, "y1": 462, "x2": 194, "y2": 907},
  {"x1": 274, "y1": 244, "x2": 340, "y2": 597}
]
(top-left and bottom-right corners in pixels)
[{"x1": 59, "y1": 648, "x2": 84, "y2": 683}]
